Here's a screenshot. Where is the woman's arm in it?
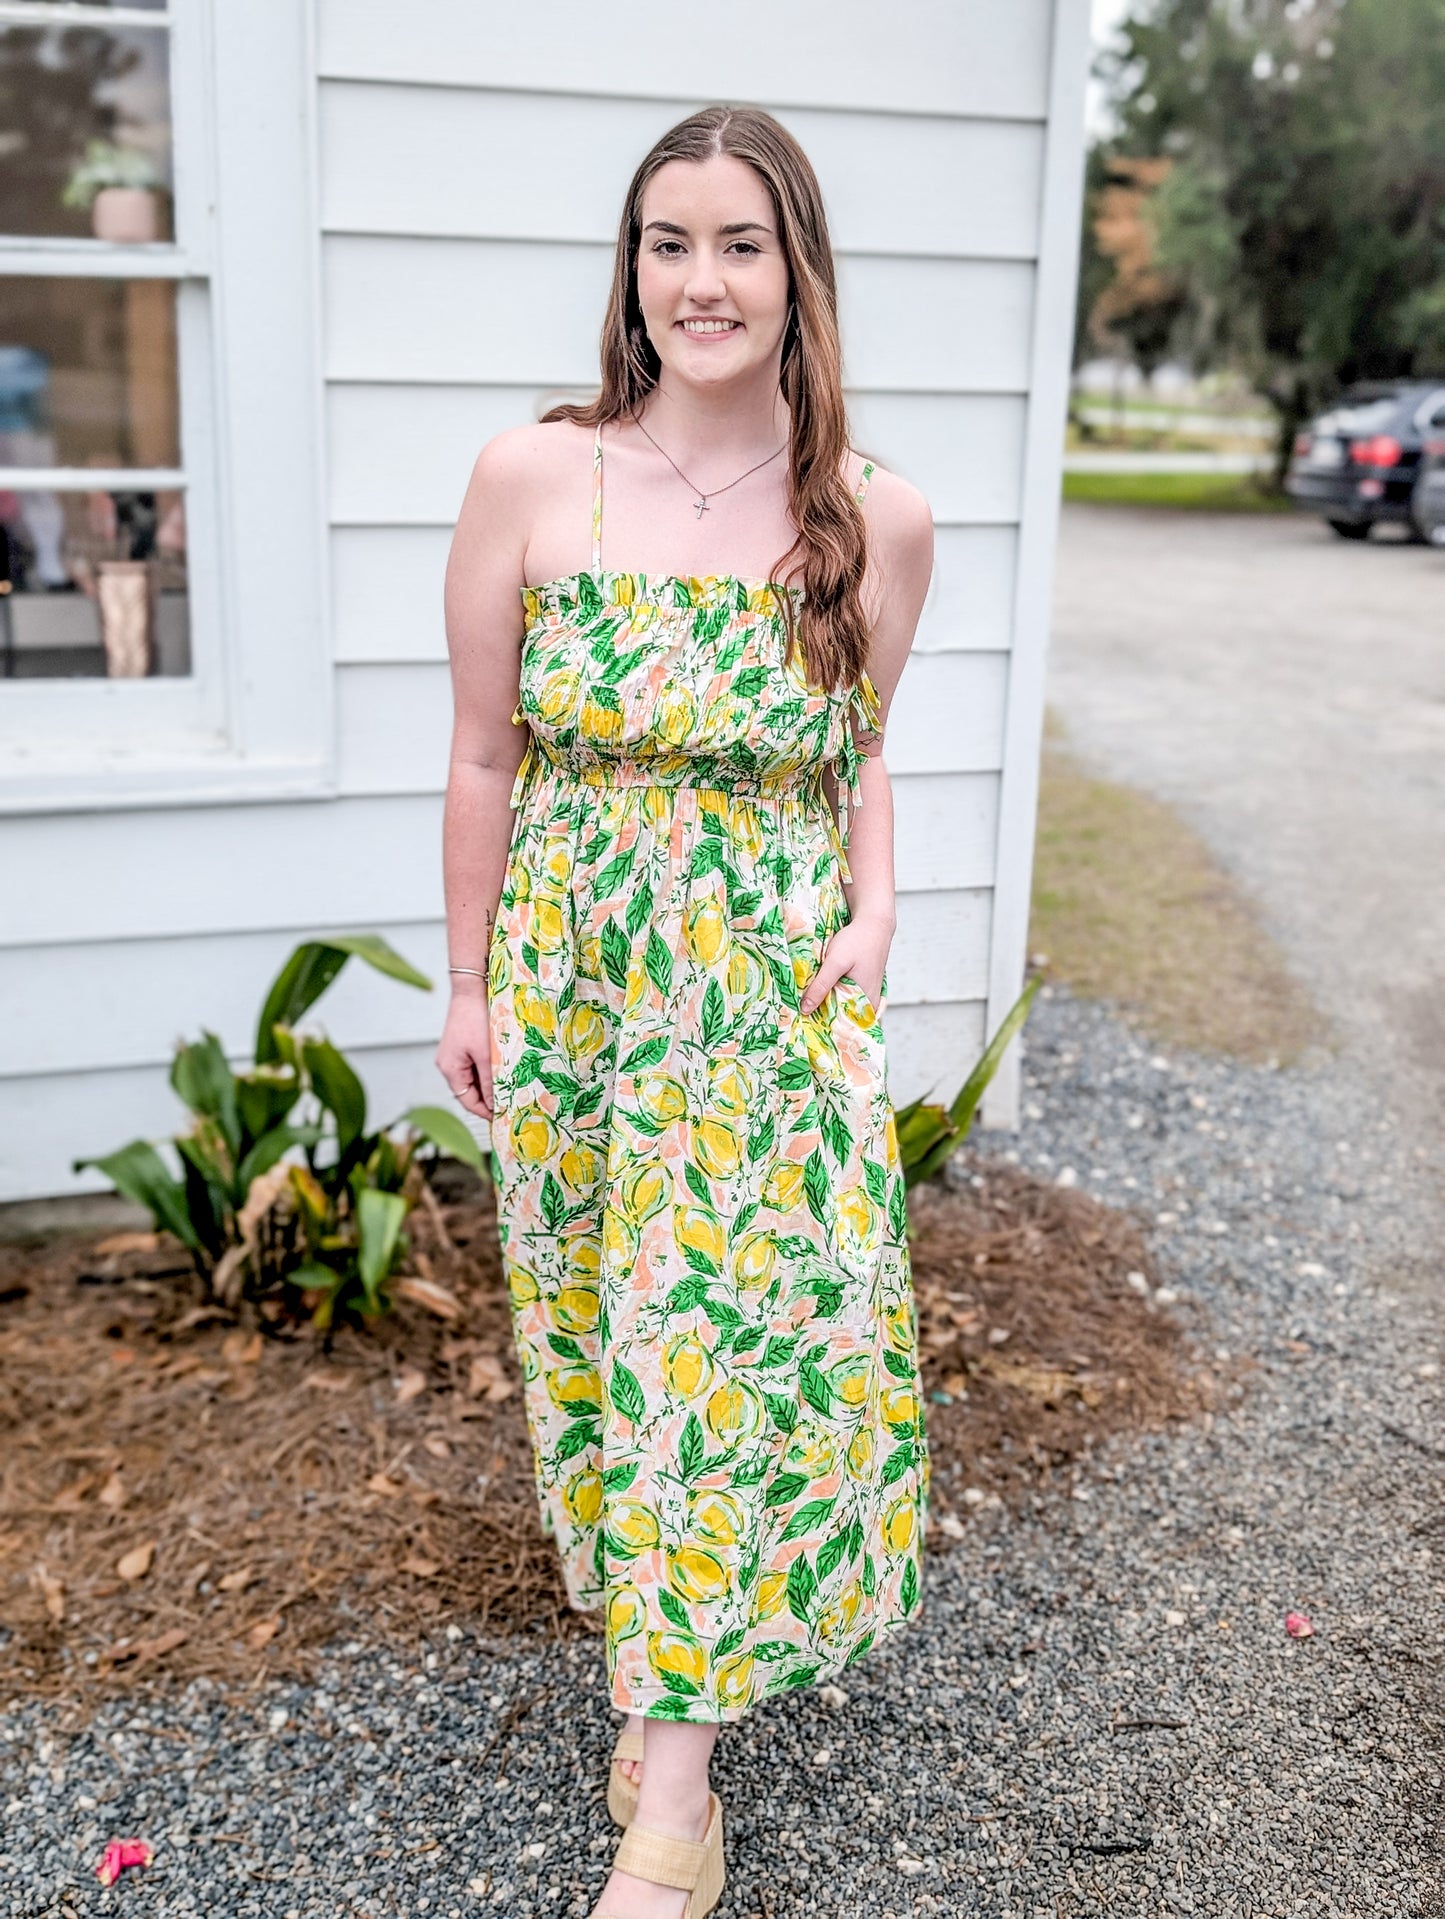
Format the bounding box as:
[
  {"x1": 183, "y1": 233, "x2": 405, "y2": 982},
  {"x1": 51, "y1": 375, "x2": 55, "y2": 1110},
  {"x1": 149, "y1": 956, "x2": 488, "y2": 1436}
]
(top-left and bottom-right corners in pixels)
[
  {"x1": 434, "y1": 428, "x2": 541, "y2": 1120},
  {"x1": 802, "y1": 468, "x2": 934, "y2": 1016}
]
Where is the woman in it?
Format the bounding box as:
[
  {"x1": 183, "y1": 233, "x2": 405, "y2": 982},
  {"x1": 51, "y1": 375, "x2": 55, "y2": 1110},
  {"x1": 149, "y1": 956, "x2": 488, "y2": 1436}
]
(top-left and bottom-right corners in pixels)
[{"x1": 438, "y1": 104, "x2": 933, "y2": 1919}]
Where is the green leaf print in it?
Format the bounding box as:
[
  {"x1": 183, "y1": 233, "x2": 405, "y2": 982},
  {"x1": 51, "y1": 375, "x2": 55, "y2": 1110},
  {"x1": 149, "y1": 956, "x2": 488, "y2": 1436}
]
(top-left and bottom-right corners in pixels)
[
  {"x1": 817, "y1": 1528, "x2": 851, "y2": 1581},
  {"x1": 764, "y1": 1473, "x2": 810, "y2": 1509},
  {"x1": 901, "y1": 1558, "x2": 920, "y2": 1614},
  {"x1": 845, "y1": 1516, "x2": 866, "y2": 1561},
  {"x1": 574, "y1": 1079, "x2": 607, "y2": 1119},
  {"x1": 658, "y1": 1668, "x2": 702, "y2": 1698},
  {"x1": 729, "y1": 1322, "x2": 766, "y2": 1357},
  {"x1": 514, "y1": 1048, "x2": 545, "y2": 1087},
  {"x1": 882, "y1": 1442, "x2": 916, "y2": 1488},
  {"x1": 647, "y1": 1695, "x2": 695, "y2": 1720},
  {"x1": 563, "y1": 1400, "x2": 602, "y2": 1421},
  {"x1": 555, "y1": 1422, "x2": 597, "y2": 1463},
  {"x1": 521, "y1": 939, "x2": 540, "y2": 977},
  {"x1": 730, "y1": 666, "x2": 770, "y2": 699},
  {"x1": 863, "y1": 1157, "x2": 889, "y2": 1209},
  {"x1": 689, "y1": 839, "x2": 727, "y2": 882},
  {"x1": 803, "y1": 1150, "x2": 831, "y2": 1226},
  {"x1": 732, "y1": 1198, "x2": 760, "y2": 1235},
  {"x1": 883, "y1": 1349, "x2": 915, "y2": 1382},
  {"x1": 765, "y1": 1393, "x2": 798, "y2": 1434},
  {"x1": 666, "y1": 1274, "x2": 710, "y2": 1313},
  {"x1": 541, "y1": 1172, "x2": 567, "y2": 1233},
  {"x1": 713, "y1": 1625, "x2": 748, "y2": 1661},
  {"x1": 779, "y1": 1054, "x2": 813, "y2": 1093},
  {"x1": 701, "y1": 978, "x2": 729, "y2": 1049},
  {"x1": 547, "y1": 1332, "x2": 584, "y2": 1361},
  {"x1": 701, "y1": 1293, "x2": 745, "y2": 1333},
  {"x1": 714, "y1": 626, "x2": 746, "y2": 671},
  {"x1": 860, "y1": 1555, "x2": 878, "y2": 1598},
  {"x1": 625, "y1": 881, "x2": 655, "y2": 939},
  {"x1": 888, "y1": 1178, "x2": 909, "y2": 1240},
  {"x1": 684, "y1": 1161, "x2": 711, "y2": 1207},
  {"x1": 577, "y1": 571, "x2": 602, "y2": 618},
  {"x1": 620, "y1": 1035, "x2": 671, "y2": 1074},
  {"x1": 538, "y1": 1070, "x2": 580, "y2": 1104},
  {"x1": 786, "y1": 1553, "x2": 817, "y2": 1623},
  {"x1": 680, "y1": 1412, "x2": 704, "y2": 1479},
  {"x1": 752, "y1": 1639, "x2": 794, "y2": 1663},
  {"x1": 645, "y1": 931, "x2": 674, "y2": 999},
  {"x1": 845, "y1": 1629, "x2": 878, "y2": 1667},
  {"x1": 658, "y1": 1589, "x2": 691, "y2": 1632},
  {"x1": 768, "y1": 1662, "x2": 823, "y2": 1698},
  {"x1": 521, "y1": 1018, "x2": 554, "y2": 1049},
  {"x1": 800, "y1": 1362, "x2": 835, "y2": 1419},
  {"x1": 682, "y1": 1242, "x2": 720, "y2": 1279},
  {"x1": 760, "y1": 1333, "x2": 799, "y2": 1369},
  {"x1": 596, "y1": 843, "x2": 637, "y2": 895},
  {"x1": 822, "y1": 1107, "x2": 853, "y2": 1170},
  {"x1": 747, "y1": 1113, "x2": 776, "y2": 1163},
  {"x1": 610, "y1": 1361, "x2": 646, "y2": 1427},
  {"x1": 601, "y1": 918, "x2": 630, "y2": 991},
  {"x1": 602, "y1": 1462, "x2": 638, "y2": 1494},
  {"x1": 780, "y1": 1496, "x2": 836, "y2": 1543}
]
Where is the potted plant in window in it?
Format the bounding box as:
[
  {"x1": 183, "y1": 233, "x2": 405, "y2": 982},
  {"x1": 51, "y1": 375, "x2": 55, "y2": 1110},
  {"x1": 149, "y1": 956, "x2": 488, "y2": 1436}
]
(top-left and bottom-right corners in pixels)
[{"x1": 62, "y1": 140, "x2": 167, "y2": 244}]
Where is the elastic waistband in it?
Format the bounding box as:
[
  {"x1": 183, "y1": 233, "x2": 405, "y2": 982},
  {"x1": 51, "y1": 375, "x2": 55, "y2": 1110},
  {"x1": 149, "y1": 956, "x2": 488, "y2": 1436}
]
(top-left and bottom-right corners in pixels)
[{"x1": 511, "y1": 752, "x2": 822, "y2": 809}]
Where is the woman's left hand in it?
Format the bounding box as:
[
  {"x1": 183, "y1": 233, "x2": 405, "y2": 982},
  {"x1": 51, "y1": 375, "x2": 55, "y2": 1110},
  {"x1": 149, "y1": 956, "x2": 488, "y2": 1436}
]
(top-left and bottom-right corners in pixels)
[{"x1": 798, "y1": 913, "x2": 893, "y2": 1020}]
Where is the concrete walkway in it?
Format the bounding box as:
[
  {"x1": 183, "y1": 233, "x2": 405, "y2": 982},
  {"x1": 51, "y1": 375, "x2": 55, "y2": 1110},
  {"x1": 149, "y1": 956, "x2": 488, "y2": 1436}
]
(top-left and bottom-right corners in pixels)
[{"x1": 1047, "y1": 503, "x2": 1445, "y2": 1274}]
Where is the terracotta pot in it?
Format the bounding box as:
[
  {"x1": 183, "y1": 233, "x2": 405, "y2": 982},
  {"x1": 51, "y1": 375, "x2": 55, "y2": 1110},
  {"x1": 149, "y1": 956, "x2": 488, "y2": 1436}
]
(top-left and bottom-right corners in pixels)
[{"x1": 91, "y1": 187, "x2": 160, "y2": 245}]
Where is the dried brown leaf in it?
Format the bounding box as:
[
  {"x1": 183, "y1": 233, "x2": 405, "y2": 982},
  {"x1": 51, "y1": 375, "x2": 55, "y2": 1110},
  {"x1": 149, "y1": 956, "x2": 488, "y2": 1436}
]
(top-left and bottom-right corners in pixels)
[
  {"x1": 116, "y1": 1540, "x2": 156, "y2": 1582},
  {"x1": 393, "y1": 1276, "x2": 462, "y2": 1322}
]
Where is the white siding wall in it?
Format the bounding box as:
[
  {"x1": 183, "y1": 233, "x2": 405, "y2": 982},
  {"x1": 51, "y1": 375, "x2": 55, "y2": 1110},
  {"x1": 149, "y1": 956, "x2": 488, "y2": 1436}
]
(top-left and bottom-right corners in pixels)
[{"x1": 0, "y1": 0, "x2": 1088, "y2": 1201}]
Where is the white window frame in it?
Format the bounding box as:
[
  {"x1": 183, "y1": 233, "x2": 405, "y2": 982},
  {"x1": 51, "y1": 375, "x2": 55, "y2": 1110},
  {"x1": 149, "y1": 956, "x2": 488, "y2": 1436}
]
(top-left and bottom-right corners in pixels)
[{"x1": 0, "y1": 0, "x2": 331, "y2": 813}]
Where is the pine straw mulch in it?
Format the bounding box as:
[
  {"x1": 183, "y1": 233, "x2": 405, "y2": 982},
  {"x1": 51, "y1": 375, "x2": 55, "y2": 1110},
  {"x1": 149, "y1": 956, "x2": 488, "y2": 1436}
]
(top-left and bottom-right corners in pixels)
[{"x1": 0, "y1": 1158, "x2": 1223, "y2": 1707}]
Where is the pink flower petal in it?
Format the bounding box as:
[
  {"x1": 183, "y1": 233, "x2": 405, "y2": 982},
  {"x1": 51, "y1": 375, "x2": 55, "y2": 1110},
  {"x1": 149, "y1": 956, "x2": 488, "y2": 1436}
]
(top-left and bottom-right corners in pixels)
[
  {"x1": 96, "y1": 1839, "x2": 153, "y2": 1885},
  {"x1": 1284, "y1": 1610, "x2": 1314, "y2": 1639}
]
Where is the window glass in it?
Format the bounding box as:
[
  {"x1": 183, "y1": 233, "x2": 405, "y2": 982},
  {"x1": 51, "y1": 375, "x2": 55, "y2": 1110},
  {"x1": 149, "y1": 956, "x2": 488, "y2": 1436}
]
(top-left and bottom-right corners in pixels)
[
  {"x1": 0, "y1": 20, "x2": 174, "y2": 241},
  {"x1": 0, "y1": 278, "x2": 187, "y2": 679}
]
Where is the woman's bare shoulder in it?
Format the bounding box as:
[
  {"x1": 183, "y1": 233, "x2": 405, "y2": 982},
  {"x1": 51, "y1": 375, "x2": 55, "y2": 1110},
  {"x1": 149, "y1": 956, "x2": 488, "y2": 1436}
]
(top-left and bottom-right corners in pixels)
[
  {"x1": 469, "y1": 415, "x2": 593, "y2": 493},
  {"x1": 849, "y1": 450, "x2": 934, "y2": 579}
]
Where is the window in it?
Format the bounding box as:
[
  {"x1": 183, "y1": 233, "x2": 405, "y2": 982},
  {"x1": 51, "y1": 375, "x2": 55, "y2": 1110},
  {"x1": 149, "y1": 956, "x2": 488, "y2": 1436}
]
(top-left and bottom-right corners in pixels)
[{"x1": 0, "y1": 0, "x2": 330, "y2": 810}]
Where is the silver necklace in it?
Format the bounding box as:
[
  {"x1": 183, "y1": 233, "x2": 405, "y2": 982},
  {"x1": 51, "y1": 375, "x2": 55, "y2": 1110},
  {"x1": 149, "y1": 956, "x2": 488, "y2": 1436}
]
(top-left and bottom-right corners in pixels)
[{"x1": 630, "y1": 409, "x2": 788, "y2": 519}]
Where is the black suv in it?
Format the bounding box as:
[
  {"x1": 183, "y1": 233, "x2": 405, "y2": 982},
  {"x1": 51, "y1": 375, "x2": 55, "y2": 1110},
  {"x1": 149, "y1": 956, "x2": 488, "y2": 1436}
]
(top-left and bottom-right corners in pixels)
[{"x1": 1286, "y1": 381, "x2": 1445, "y2": 539}]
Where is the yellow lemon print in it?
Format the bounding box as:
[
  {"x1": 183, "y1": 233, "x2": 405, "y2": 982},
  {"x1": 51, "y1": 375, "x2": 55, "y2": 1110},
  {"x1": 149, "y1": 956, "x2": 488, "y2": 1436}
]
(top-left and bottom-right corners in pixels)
[
  {"x1": 726, "y1": 945, "x2": 767, "y2": 1011},
  {"x1": 562, "y1": 1469, "x2": 603, "y2": 1527},
  {"x1": 601, "y1": 1208, "x2": 639, "y2": 1272},
  {"x1": 883, "y1": 1496, "x2": 916, "y2": 1554},
  {"x1": 838, "y1": 1185, "x2": 882, "y2": 1253},
  {"x1": 881, "y1": 1385, "x2": 919, "y2": 1430},
  {"x1": 537, "y1": 668, "x2": 582, "y2": 726},
  {"x1": 510, "y1": 1105, "x2": 558, "y2": 1165},
  {"x1": 607, "y1": 1584, "x2": 647, "y2": 1644},
  {"x1": 610, "y1": 1500, "x2": 662, "y2": 1556},
  {"x1": 704, "y1": 1056, "x2": 754, "y2": 1118},
  {"x1": 829, "y1": 1353, "x2": 873, "y2": 1410},
  {"x1": 754, "y1": 1569, "x2": 788, "y2": 1620},
  {"x1": 687, "y1": 1488, "x2": 745, "y2": 1546},
  {"x1": 730, "y1": 1229, "x2": 777, "y2": 1294},
  {"x1": 642, "y1": 785, "x2": 672, "y2": 827},
  {"x1": 783, "y1": 1425, "x2": 836, "y2": 1478},
  {"x1": 624, "y1": 956, "x2": 649, "y2": 1017},
  {"x1": 691, "y1": 1117, "x2": 741, "y2": 1181},
  {"x1": 559, "y1": 1139, "x2": 604, "y2": 1196},
  {"x1": 760, "y1": 1160, "x2": 804, "y2": 1212},
  {"x1": 515, "y1": 984, "x2": 556, "y2": 1039},
  {"x1": 646, "y1": 1630, "x2": 706, "y2": 1691},
  {"x1": 654, "y1": 684, "x2": 698, "y2": 746},
  {"x1": 562, "y1": 1001, "x2": 607, "y2": 1066},
  {"x1": 715, "y1": 1649, "x2": 755, "y2": 1710},
  {"x1": 846, "y1": 1426, "x2": 875, "y2": 1480},
  {"x1": 884, "y1": 1105, "x2": 901, "y2": 1168},
  {"x1": 580, "y1": 695, "x2": 624, "y2": 743},
  {"x1": 683, "y1": 897, "x2": 728, "y2": 968},
  {"x1": 672, "y1": 1205, "x2": 724, "y2": 1272},
  {"x1": 818, "y1": 1580, "x2": 864, "y2": 1646},
  {"x1": 564, "y1": 1235, "x2": 601, "y2": 1284},
  {"x1": 665, "y1": 1544, "x2": 730, "y2": 1606},
  {"x1": 618, "y1": 1162, "x2": 669, "y2": 1226},
  {"x1": 552, "y1": 1283, "x2": 599, "y2": 1335},
  {"x1": 528, "y1": 897, "x2": 566, "y2": 955},
  {"x1": 704, "y1": 1378, "x2": 763, "y2": 1450},
  {"x1": 636, "y1": 1072, "x2": 688, "y2": 1127},
  {"x1": 884, "y1": 1297, "x2": 915, "y2": 1353},
  {"x1": 546, "y1": 1363, "x2": 601, "y2": 1412},
  {"x1": 507, "y1": 1264, "x2": 540, "y2": 1308},
  {"x1": 662, "y1": 1334, "x2": 715, "y2": 1401},
  {"x1": 540, "y1": 837, "x2": 572, "y2": 895},
  {"x1": 728, "y1": 799, "x2": 765, "y2": 858}
]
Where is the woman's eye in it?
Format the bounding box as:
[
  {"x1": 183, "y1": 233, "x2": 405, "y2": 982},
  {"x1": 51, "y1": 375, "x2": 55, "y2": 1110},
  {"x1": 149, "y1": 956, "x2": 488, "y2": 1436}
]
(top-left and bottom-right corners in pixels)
[
  {"x1": 728, "y1": 241, "x2": 761, "y2": 257},
  {"x1": 652, "y1": 240, "x2": 686, "y2": 257}
]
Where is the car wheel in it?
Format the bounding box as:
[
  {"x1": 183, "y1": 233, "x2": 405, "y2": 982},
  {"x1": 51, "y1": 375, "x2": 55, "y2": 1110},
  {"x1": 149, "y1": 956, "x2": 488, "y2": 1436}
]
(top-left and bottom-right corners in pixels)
[{"x1": 1326, "y1": 518, "x2": 1372, "y2": 540}]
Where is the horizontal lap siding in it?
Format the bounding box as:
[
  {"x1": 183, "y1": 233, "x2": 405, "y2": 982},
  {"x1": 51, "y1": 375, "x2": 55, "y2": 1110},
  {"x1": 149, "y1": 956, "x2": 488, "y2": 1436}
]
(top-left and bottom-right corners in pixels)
[{"x1": 3, "y1": 4, "x2": 1068, "y2": 1197}]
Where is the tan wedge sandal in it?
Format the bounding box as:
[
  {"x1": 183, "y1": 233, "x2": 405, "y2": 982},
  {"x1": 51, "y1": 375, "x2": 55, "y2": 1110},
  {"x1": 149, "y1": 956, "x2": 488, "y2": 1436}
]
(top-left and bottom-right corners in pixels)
[
  {"x1": 606, "y1": 1725, "x2": 644, "y2": 1826},
  {"x1": 599, "y1": 1791, "x2": 726, "y2": 1919}
]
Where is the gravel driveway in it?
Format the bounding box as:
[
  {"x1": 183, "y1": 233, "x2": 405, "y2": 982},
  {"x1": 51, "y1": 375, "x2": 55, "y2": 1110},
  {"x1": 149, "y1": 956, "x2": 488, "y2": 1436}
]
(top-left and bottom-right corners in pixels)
[{"x1": 2, "y1": 505, "x2": 1442, "y2": 1917}]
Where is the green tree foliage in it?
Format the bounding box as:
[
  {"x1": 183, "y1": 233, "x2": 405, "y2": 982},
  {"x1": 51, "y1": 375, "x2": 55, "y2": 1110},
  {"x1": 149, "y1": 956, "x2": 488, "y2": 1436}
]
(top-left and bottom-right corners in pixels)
[{"x1": 1089, "y1": 0, "x2": 1445, "y2": 471}]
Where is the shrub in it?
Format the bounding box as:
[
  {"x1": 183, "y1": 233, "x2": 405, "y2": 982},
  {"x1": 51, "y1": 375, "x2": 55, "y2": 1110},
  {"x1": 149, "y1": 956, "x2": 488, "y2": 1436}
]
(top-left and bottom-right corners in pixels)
[{"x1": 895, "y1": 976, "x2": 1041, "y2": 1188}]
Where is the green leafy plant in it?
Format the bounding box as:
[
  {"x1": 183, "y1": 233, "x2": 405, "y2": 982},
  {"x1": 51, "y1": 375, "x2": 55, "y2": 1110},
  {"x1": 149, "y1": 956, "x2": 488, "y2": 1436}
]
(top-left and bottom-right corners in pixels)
[
  {"x1": 895, "y1": 976, "x2": 1041, "y2": 1188},
  {"x1": 74, "y1": 935, "x2": 486, "y2": 1328},
  {"x1": 61, "y1": 139, "x2": 164, "y2": 209}
]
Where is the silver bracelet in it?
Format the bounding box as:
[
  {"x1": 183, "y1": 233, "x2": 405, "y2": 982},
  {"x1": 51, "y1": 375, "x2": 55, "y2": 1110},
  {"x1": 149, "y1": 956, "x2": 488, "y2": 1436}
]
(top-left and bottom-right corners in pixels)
[{"x1": 449, "y1": 966, "x2": 486, "y2": 977}]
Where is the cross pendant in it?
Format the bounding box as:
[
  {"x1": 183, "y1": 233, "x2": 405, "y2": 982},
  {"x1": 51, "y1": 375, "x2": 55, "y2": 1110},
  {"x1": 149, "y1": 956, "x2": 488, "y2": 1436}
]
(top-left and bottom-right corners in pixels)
[{"x1": 694, "y1": 496, "x2": 709, "y2": 519}]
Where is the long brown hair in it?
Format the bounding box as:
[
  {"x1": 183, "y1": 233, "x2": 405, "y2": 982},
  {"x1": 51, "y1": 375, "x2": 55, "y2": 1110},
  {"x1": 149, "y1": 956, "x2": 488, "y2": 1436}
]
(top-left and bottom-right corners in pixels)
[{"x1": 540, "y1": 104, "x2": 869, "y2": 693}]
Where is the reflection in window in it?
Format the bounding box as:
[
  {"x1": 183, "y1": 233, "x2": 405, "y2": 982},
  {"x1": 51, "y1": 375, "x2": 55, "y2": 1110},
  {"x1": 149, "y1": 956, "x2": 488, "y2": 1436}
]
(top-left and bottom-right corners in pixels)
[
  {"x1": 0, "y1": 17, "x2": 173, "y2": 242},
  {"x1": 0, "y1": 277, "x2": 187, "y2": 679}
]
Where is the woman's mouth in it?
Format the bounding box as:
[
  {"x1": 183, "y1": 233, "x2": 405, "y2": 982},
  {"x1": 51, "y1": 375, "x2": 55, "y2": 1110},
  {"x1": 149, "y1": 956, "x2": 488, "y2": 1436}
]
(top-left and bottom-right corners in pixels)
[{"x1": 678, "y1": 318, "x2": 742, "y2": 337}]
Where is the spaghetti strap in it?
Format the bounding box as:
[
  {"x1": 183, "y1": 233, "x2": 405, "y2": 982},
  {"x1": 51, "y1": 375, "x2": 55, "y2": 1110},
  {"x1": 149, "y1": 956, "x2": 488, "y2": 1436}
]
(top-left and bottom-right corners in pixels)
[
  {"x1": 854, "y1": 457, "x2": 876, "y2": 507},
  {"x1": 592, "y1": 422, "x2": 605, "y2": 574}
]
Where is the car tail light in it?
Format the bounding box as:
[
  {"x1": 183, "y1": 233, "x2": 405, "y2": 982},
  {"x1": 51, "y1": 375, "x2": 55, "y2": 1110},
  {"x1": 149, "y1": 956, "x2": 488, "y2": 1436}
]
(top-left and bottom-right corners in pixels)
[{"x1": 1349, "y1": 434, "x2": 1403, "y2": 467}]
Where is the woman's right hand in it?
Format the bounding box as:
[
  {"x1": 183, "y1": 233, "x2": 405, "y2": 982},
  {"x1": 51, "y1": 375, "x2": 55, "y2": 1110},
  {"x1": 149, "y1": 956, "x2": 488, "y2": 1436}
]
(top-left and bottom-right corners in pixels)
[{"x1": 435, "y1": 983, "x2": 495, "y2": 1121}]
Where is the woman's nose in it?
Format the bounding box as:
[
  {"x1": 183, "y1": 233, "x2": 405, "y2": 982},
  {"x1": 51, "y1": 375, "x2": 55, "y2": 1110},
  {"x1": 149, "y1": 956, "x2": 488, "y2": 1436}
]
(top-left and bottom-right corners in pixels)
[{"x1": 684, "y1": 251, "x2": 727, "y2": 302}]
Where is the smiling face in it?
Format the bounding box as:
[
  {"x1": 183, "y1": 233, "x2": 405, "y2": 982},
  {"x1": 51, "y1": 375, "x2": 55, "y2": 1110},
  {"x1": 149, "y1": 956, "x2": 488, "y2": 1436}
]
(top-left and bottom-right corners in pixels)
[{"x1": 634, "y1": 154, "x2": 793, "y2": 394}]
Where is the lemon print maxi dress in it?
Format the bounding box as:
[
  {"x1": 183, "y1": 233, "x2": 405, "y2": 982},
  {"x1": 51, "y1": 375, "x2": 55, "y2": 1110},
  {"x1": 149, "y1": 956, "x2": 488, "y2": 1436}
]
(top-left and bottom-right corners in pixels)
[{"x1": 486, "y1": 424, "x2": 927, "y2": 1722}]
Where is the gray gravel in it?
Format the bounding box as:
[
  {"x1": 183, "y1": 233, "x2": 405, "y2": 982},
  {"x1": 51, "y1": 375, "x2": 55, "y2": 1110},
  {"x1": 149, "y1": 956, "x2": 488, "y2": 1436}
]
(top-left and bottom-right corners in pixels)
[{"x1": 2, "y1": 986, "x2": 1442, "y2": 1919}]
